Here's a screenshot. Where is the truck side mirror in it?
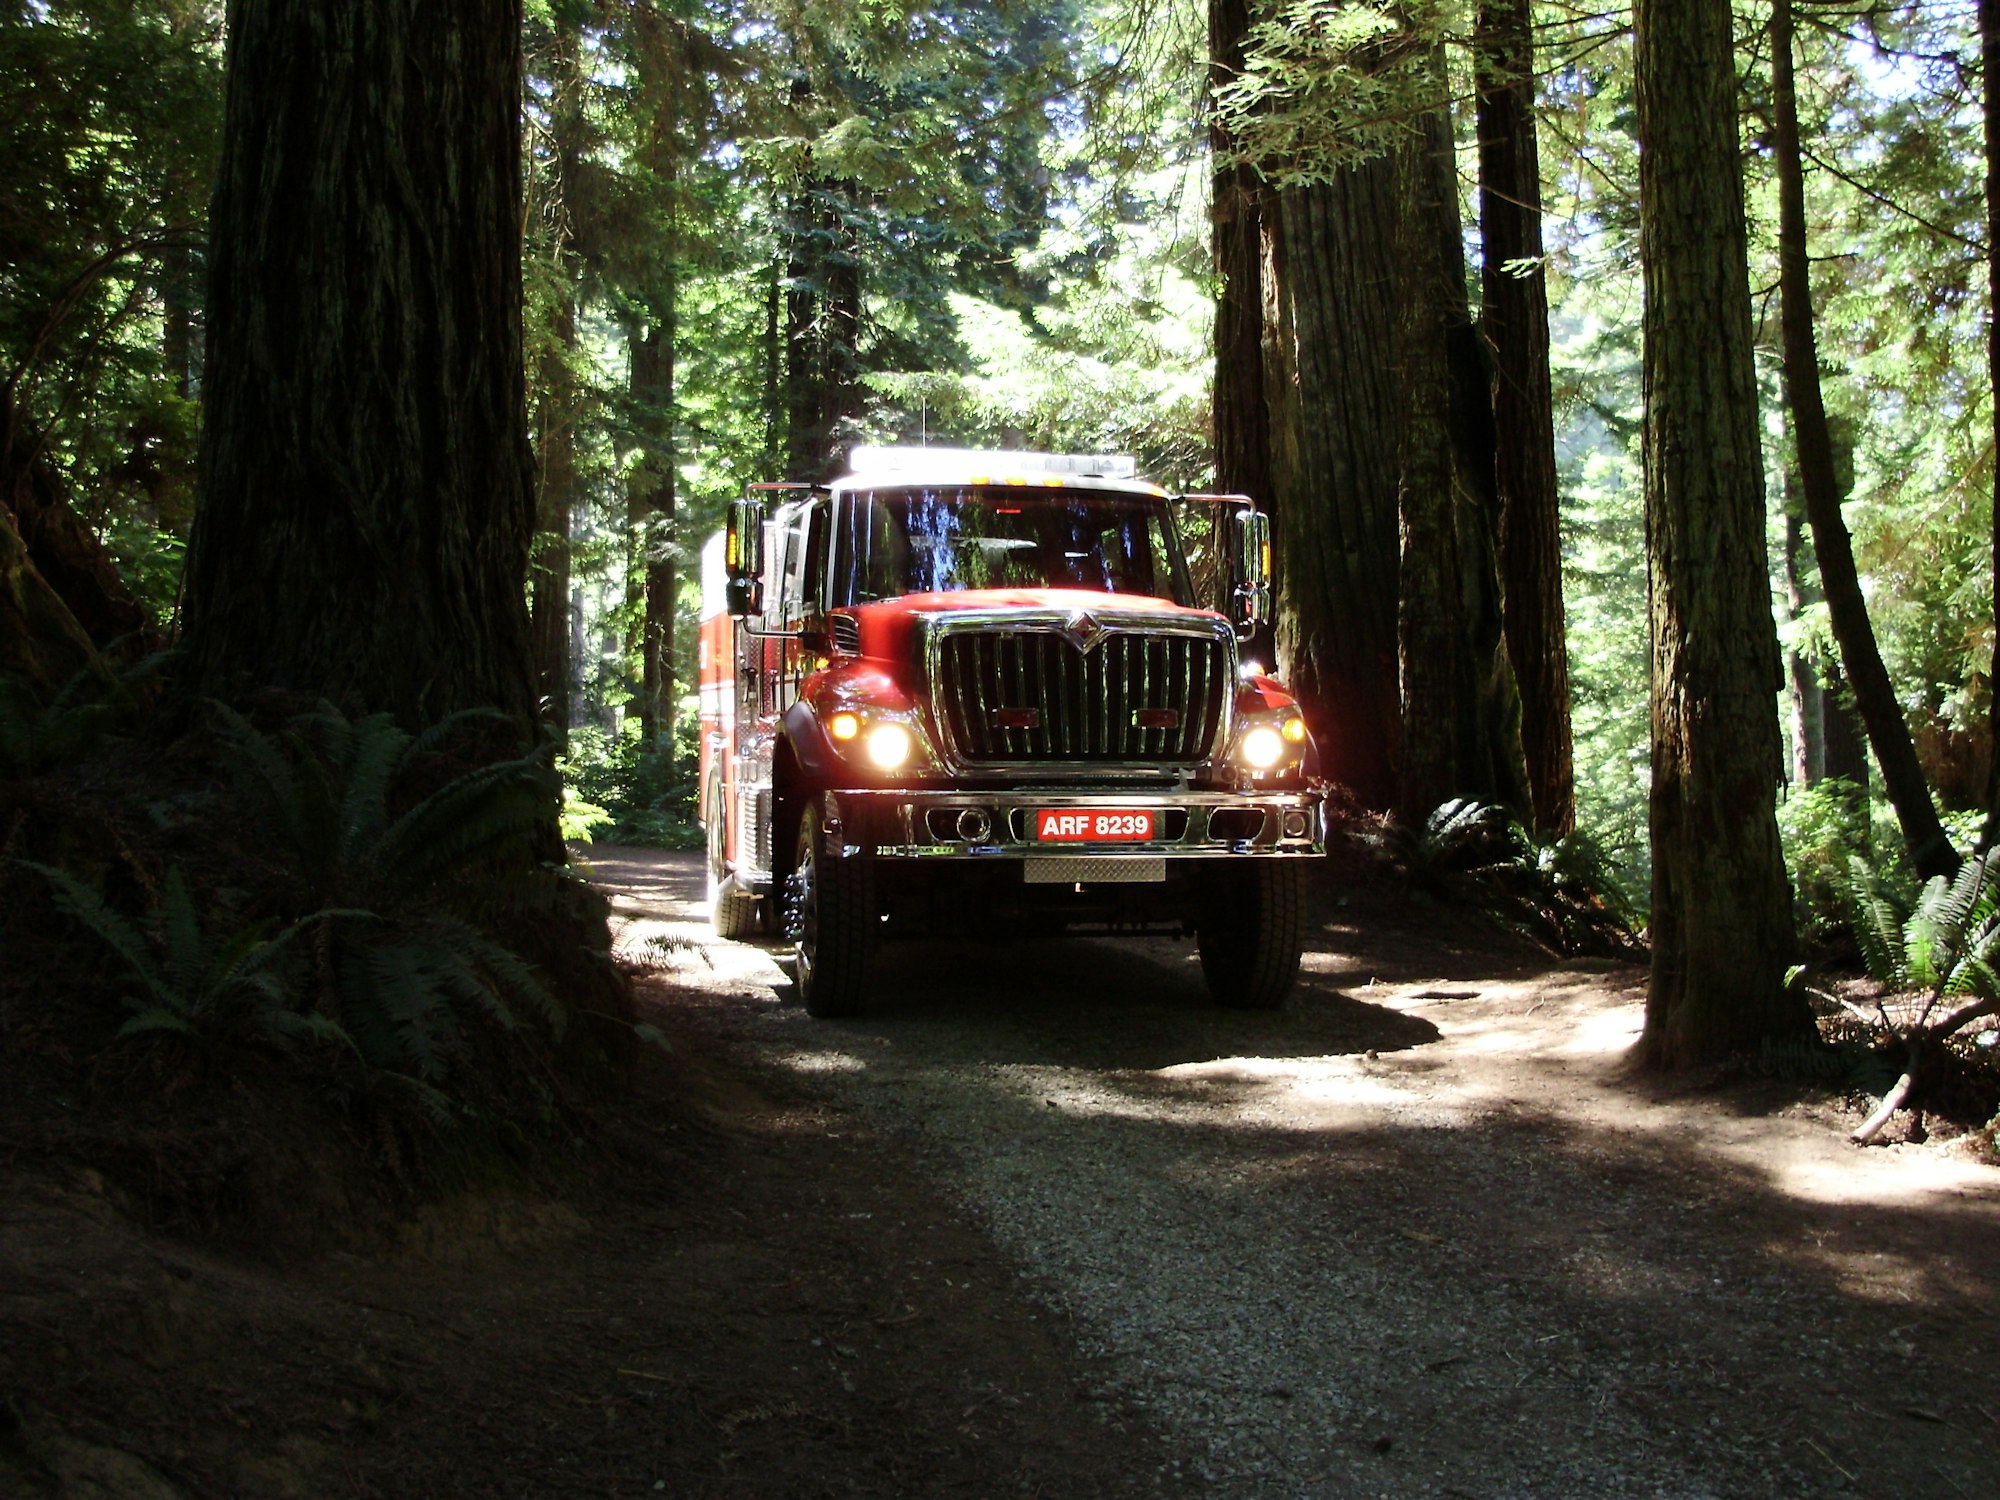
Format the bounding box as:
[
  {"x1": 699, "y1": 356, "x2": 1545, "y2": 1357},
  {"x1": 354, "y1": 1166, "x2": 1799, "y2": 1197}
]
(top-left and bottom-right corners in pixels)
[
  {"x1": 725, "y1": 497, "x2": 765, "y2": 619},
  {"x1": 1233, "y1": 509, "x2": 1272, "y2": 634}
]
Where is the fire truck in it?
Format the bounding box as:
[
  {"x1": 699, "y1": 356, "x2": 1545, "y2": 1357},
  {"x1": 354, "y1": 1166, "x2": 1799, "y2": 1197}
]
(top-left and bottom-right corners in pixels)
[{"x1": 696, "y1": 447, "x2": 1325, "y2": 1018}]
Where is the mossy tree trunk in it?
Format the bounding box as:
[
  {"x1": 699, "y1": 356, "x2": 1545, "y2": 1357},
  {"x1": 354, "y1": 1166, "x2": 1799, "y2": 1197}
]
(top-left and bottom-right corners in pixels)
[
  {"x1": 178, "y1": 0, "x2": 538, "y2": 732},
  {"x1": 1635, "y1": 0, "x2": 1808, "y2": 1066}
]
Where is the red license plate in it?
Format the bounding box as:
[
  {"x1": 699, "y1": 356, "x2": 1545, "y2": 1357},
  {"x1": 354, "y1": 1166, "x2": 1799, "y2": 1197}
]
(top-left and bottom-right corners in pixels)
[{"x1": 1034, "y1": 809, "x2": 1156, "y2": 842}]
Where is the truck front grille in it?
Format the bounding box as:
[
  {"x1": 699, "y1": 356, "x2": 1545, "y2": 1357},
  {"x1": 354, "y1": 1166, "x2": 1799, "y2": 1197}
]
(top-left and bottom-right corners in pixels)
[{"x1": 936, "y1": 628, "x2": 1229, "y2": 765}]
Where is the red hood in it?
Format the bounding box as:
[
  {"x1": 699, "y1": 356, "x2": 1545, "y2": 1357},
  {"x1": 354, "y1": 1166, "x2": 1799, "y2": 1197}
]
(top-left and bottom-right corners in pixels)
[{"x1": 844, "y1": 589, "x2": 1226, "y2": 662}]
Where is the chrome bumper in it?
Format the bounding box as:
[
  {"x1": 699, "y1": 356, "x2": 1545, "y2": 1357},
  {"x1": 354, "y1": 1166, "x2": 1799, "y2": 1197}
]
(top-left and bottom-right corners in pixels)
[{"x1": 827, "y1": 787, "x2": 1324, "y2": 862}]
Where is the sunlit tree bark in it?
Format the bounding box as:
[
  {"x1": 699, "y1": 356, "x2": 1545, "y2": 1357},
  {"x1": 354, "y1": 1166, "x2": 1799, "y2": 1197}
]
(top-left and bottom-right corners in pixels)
[{"x1": 1635, "y1": 0, "x2": 1807, "y2": 1066}]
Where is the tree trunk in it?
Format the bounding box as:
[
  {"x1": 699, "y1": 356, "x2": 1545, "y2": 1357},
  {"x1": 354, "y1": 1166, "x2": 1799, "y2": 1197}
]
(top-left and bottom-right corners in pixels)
[
  {"x1": 0, "y1": 500, "x2": 104, "y2": 693},
  {"x1": 1209, "y1": 0, "x2": 1269, "y2": 508},
  {"x1": 531, "y1": 311, "x2": 576, "y2": 741},
  {"x1": 1635, "y1": 0, "x2": 1807, "y2": 1066},
  {"x1": 179, "y1": 0, "x2": 537, "y2": 731},
  {"x1": 1771, "y1": 0, "x2": 1954, "y2": 879},
  {"x1": 1264, "y1": 173, "x2": 1403, "y2": 807},
  {"x1": 1982, "y1": 0, "x2": 2000, "y2": 843},
  {"x1": 1476, "y1": 0, "x2": 1574, "y2": 838},
  {"x1": 1777, "y1": 493, "x2": 1824, "y2": 786},
  {"x1": 627, "y1": 320, "x2": 677, "y2": 750}
]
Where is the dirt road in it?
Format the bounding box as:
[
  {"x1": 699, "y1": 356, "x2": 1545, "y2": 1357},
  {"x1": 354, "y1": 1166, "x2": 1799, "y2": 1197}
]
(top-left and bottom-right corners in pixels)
[{"x1": 599, "y1": 846, "x2": 2000, "y2": 1500}]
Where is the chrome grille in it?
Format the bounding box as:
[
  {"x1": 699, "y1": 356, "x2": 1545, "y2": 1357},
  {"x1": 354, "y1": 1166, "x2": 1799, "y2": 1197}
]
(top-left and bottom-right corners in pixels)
[
  {"x1": 936, "y1": 627, "x2": 1229, "y2": 765},
  {"x1": 830, "y1": 613, "x2": 862, "y2": 654}
]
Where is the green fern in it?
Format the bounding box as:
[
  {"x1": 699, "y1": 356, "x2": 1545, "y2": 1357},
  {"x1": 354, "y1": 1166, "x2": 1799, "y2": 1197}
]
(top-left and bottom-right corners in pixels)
[
  {"x1": 0, "y1": 655, "x2": 165, "y2": 779},
  {"x1": 1843, "y1": 848, "x2": 2000, "y2": 1142},
  {"x1": 212, "y1": 703, "x2": 566, "y2": 1086},
  {"x1": 28, "y1": 861, "x2": 299, "y2": 1043}
]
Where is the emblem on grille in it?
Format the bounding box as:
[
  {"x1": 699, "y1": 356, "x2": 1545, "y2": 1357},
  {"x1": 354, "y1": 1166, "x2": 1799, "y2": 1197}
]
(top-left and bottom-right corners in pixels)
[{"x1": 1062, "y1": 610, "x2": 1109, "y2": 652}]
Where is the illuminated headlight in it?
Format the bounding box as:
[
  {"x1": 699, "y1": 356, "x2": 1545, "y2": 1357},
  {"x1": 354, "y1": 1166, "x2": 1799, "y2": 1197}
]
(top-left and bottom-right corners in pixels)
[
  {"x1": 1240, "y1": 725, "x2": 1287, "y2": 769},
  {"x1": 865, "y1": 723, "x2": 914, "y2": 769},
  {"x1": 828, "y1": 711, "x2": 861, "y2": 741}
]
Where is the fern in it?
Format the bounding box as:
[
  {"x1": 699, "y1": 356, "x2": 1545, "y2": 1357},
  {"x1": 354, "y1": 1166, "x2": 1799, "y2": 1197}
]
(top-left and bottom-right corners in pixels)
[
  {"x1": 1843, "y1": 847, "x2": 2000, "y2": 1142},
  {"x1": 27, "y1": 860, "x2": 299, "y2": 1043},
  {"x1": 211, "y1": 703, "x2": 568, "y2": 1089}
]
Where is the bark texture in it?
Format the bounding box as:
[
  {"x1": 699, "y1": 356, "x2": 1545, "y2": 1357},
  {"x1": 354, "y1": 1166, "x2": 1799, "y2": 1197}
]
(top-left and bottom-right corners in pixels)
[
  {"x1": 1476, "y1": 0, "x2": 1574, "y2": 837},
  {"x1": 1265, "y1": 172, "x2": 1403, "y2": 806},
  {"x1": 1771, "y1": 0, "x2": 1954, "y2": 878},
  {"x1": 1209, "y1": 0, "x2": 1269, "y2": 509},
  {"x1": 1635, "y1": 0, "x2": 1807, "y2": 1065},
  {"x1": 178, "y1": 0, "x2": 537, "y2": 730}
]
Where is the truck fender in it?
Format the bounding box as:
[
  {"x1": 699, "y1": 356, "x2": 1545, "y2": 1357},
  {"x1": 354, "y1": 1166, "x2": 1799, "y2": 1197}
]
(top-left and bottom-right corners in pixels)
[{"x1": 779, "y1": 700, "x2": 844, "y2": 788}]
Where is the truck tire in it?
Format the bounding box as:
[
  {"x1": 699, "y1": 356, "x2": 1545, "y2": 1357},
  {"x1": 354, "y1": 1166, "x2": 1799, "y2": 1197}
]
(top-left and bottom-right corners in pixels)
[
  {"x1": 790, "y1": 799, "x2": 874, "y2": 1018},
  {"x1": 1196, "y1": 862, "x2": 1305, "y2": 1010},
  {"x1": 706, "y1": 773, "x2": 764, "y2": 939}
]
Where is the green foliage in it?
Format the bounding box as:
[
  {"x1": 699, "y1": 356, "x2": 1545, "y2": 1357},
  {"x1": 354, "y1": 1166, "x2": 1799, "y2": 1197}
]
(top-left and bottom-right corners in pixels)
[
  {"x1": 563, "y1": 720, "x2": 702, "y2": 849},
  {"x1": 28, "y1": 861, "x2": 303, "y2": 1046},
  {"x1": 1848, "y1": 847, "x2": 2000, "y2": 1017},
  {"x1": 1212, "y1": 1, "x2": 1450, "y2": 182},
  {"x1": 209, "y1": 703, "x2": 568, "y2": 1083},
  {"x1": 1777, "y1": 779, "x2": 1872, "y2": 941},
  {"x1": 1393, "y1": 799, "x2": 1641, "y2": 956},
  {"x1": 0, "y1": 655, "x2": 164, "y2": 779}
]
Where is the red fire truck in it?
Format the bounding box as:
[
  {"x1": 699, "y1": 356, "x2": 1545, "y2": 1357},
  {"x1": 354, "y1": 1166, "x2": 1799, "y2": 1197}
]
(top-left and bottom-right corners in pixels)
[{"x1": 697, "y1": 447, "x2": 1325, "y2": 1017}]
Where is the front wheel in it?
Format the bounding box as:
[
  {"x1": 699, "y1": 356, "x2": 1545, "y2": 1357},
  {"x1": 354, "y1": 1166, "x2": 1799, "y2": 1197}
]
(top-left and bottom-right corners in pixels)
[
  {"x1": 1196, "y1": 862, "x2": 1305, "y2": 1010},
  {"x1": 786, "y1": 799, "x2": 874, "y2": 1018}
]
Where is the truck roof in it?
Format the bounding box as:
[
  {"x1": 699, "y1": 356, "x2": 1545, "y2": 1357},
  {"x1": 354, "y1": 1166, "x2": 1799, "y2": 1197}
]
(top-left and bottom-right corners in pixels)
[{"x1": 830, "y1": 446, "x2": 1169, "y2": 499}]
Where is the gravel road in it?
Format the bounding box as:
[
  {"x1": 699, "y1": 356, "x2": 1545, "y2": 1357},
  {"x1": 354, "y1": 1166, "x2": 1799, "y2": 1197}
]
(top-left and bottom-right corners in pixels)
[{"x1": 595, "y1": 847, "x2": 2000, "y2": 1500}]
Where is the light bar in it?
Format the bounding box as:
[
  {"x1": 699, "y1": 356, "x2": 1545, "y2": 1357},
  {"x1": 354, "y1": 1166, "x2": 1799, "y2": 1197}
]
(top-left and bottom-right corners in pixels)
[{"x1": 847, "y1": 445, "x2": 1138, "y2": 481}]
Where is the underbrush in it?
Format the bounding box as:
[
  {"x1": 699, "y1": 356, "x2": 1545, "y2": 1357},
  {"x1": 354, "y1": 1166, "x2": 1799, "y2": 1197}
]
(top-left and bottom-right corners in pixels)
[
  {"x1": 0, "y1": 687, "x2": 637, "y2": 1256},
  {"x1": 1345, "y1": 796, "x2": 1644, "y2": 960},
  {"x1": 561, "y1": 719, "x2": 700, "y2": 849}
]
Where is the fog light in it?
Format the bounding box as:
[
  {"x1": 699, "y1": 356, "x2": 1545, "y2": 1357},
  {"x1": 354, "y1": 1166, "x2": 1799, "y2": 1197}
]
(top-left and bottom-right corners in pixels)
[
  {"x1": 1240, "y1": 725, "x2": 1285, "y2": 769},
  {"x1": 866, "y1": 723, "x2": 913, "y2": 768},
  {"x1": 829, "y1": 710, "x2": 861, "y2": 741},
  {"x1": 1283, "y1": 810, "x2": 1310, "y2": 839}
]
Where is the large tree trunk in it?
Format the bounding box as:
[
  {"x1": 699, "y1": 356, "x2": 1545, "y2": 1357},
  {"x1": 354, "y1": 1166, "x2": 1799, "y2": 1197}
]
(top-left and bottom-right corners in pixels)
[
  {"x1": 1476, "y1": 0, "x2": 1574, "y2": 838},
  {"x1": 1208, "y1": 0, "x2": 1269, "y2": 508},
  {"x1": 179, "y1": 0, "x2": 537, "y2": 730},
  {"x1": 1635, "y1": 0, "x2": 1807, "y2": 1066},
  {"x1": 1264, "y1": 173, "x2": 1403, "y2": 807},
  {"x1": 1396, "y1": 105, "x2": 1525, "y2": 824},
  {"x1": 1771, "y1": 0, "x2": 1954, "y2": 879}
]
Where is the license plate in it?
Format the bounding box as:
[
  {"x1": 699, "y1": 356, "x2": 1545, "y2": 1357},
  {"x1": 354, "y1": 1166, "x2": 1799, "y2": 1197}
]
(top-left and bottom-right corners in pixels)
[{"x1": 1034, "y1": 809, "x2": 1156, "y2": 842}]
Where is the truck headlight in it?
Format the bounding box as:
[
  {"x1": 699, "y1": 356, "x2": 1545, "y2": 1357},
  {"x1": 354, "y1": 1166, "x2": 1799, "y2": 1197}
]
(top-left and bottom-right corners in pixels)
[
  {"x1": 1240, "y1": 725, "x2": 1286, "y2": 769},
  {"x1": 865, "y1": 723, "x2": 914, "y2": 769}
]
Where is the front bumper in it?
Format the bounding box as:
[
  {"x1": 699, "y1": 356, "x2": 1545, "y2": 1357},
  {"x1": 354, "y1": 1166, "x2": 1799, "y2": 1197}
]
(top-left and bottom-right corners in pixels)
[{"x1": 826, "y1": 786, "x2": 1324, "y2": 864}]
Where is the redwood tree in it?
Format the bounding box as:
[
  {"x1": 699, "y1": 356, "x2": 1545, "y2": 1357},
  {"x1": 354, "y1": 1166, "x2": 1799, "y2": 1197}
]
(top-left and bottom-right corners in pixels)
[
  {"x1": 1476, "y1": 0, "x2": 1574, "y2": 838},
  {"x1": 1635, "y1": 0, "x2": 1807, "y2": 1065},
  {"x1": 178, "y1": 1, "x2": 538, "y2": 730}
]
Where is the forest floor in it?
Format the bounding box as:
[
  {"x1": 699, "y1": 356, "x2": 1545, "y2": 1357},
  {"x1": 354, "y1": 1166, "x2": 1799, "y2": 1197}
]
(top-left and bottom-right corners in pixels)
[{"x1": 4, "y1": 847, "x2": 1999, "y2": 1498}]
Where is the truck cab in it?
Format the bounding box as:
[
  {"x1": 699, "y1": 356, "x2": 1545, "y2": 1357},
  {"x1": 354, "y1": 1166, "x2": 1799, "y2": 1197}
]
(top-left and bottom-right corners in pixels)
[{"x1": 697, "y1": 447, "x2": 1325, "y2": 1017}]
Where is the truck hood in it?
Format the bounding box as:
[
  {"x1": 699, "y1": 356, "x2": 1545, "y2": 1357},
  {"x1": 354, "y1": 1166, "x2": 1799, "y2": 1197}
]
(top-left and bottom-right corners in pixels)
[{"x1": 844, "y1": 589, "x2": 1230, "y2": 661}]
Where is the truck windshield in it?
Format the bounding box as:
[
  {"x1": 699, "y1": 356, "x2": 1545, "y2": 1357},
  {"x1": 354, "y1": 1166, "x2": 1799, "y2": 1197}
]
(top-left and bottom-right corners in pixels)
[{"x1": 833, "y1": 486, "x2": 1194, "y2": 607}]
